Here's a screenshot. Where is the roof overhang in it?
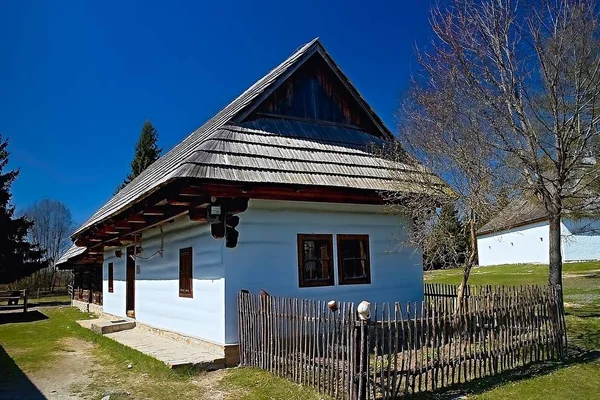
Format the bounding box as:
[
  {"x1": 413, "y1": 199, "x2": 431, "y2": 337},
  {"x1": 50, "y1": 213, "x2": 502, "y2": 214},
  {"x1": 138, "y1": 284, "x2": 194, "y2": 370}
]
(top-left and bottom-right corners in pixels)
[
  {"x1": 55, "y1": 244, "x2": 103, "y2": 270},
  {"x1": 72, "y1": 178, "x2": 386, "y2": 249}
]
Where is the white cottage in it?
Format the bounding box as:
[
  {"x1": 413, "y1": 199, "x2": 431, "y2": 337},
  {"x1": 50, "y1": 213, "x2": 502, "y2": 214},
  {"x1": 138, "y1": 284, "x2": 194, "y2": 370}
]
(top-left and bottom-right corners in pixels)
[
  {"x1": 477, "y1": 198, "x2": 600, "y2": 266},
  {"x1": 64, "y1": 39, "x2": 444, "y2": 364}
]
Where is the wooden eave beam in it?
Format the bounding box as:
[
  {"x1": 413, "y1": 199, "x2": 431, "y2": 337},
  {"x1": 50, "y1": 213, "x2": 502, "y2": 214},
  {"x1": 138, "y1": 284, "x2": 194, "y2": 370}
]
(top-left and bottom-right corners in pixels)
[
  {"x1": 179, "y1": 187, "x2": 205, "y2": 197},
  {"x1": 142, "y1": 207, "x2": 165, "y2": 216},
  {"x1": 199, "y1": 183, "x2": 383, "y2": 204},
  {"x1": 166, "y1": 198, "x2": 192, "y2": 206},
  {"x1": 103, "y1": 226, "x2": 119, "y2": 235},
  {"x1": 114, "y1": 221, "x2": 132, "y2": 230},
  {"x1": 128, "y1": 214, "x2": 146, "y2": 223},
  {"x1": 189, "y1": 208, "x2": 207, "y2": 222}
]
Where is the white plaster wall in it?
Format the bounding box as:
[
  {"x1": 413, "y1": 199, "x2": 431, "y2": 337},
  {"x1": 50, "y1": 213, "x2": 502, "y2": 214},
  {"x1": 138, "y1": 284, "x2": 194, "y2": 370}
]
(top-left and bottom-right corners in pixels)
[
  {"x1": 223, "y1": 199, "x2": 424, "y2": 344},
  {"x1": 562, "y1": 218, "x2": 600, "y2": 261},
  {"x1": 477, "y1": 221, "x2": 550, "y2": 266},
  {"x1": 103, "y1": 251, "x2": 127, "y2": 318},
  {"x1": 103, "y1": 215, "x2": 226, "y2": 344}
]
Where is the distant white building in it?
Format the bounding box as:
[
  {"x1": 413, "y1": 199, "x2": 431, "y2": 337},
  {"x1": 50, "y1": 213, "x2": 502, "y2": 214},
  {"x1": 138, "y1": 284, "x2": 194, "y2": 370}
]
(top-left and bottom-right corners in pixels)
[{"x1": 477, "y1": 198, "x2": 600, "y2": 266}]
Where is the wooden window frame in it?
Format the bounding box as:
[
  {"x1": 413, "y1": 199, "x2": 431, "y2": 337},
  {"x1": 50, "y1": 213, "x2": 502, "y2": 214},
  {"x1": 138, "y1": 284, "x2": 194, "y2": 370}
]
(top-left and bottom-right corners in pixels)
[
  {"x1": 337, "y1": 234, "x2": 371, "y2": 285},
  {"x1": 297, "y1": 234, "x2": 334, "y2": 288},
  {"x1": 108, "y1": 262, "x2": 114, "y2": 293},
  {"x1": 179, "y1": 247, "x2": 193, "y2": 298}
]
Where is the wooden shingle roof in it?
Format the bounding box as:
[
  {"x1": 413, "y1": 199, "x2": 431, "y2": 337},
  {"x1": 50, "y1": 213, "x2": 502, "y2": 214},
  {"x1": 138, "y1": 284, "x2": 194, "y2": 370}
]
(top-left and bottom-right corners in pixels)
[
  {"x1": 477, "y1": 198, "x2": 549, "y2": 236},
  {"x1": 55, "y1": 244, "x2": 88, "y2": 267},
  {"x1": 73, "y1": 39, "x2": 445, "y2": 238}
]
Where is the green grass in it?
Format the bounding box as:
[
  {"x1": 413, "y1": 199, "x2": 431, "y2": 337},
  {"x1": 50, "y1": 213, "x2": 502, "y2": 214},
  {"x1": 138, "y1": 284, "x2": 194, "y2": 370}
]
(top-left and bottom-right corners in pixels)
[
  {"x1": 1, "y1": 262, "x2": 599, "y2": 399},
  {"x1": 0, "y1": 307, "x2": 203, "y2": 399},
  {"x1": 422, "y1": 262, "x2": 600, "y2": 399},
  {"x1": 219, "y1": 367, "x2": 325, "y2": 400}
]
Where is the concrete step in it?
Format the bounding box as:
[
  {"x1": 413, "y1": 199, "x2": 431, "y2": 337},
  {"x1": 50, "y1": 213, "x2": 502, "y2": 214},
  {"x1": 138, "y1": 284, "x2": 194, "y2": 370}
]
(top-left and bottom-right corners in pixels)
[{"x1": 91, "y1": 319, "x2": 136, "y2": 334}]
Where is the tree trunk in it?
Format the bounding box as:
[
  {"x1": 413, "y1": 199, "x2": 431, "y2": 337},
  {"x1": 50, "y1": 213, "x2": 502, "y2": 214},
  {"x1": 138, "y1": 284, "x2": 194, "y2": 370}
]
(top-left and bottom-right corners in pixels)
[
  {"x1": 455, "y1": 210, "x2": 478, "y2": 317},
  {"x1": 548, "y1": 214, "x2": 563, "y2": 292}
]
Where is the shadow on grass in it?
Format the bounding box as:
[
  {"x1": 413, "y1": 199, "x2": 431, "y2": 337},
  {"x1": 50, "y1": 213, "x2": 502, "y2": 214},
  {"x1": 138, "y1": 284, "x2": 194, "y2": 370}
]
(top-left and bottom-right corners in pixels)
[
  {"x1": 407, "y1": 347, "x2": 600, "y2": 399},
  {"x1": 0, "y1": 310, "x2": 48, "y2": 325},
  {"x1": 28, "y1": 300, "x2": 72, "y2": 308},
  {"x1": 566, "y1": 310, "x2": 600, "y2": 318},
  {"x1": 0, "y1": 344, "x2": 46, "y2": 399}
]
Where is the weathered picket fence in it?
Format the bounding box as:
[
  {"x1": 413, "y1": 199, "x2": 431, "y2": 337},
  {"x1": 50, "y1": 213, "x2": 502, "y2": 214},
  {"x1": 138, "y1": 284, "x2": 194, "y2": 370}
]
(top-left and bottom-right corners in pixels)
[{"x1": 237, "y1": 284, "x2": 567, "y2": 399}]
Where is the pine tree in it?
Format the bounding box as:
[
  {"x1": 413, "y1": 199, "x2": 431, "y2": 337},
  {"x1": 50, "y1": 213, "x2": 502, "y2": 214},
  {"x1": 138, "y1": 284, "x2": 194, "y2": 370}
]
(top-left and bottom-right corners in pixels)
[
  {"x1": 424, "y1": 204, "x2": 468, "y2": 270},
  {"x1": 0, "y1": 135, "x2": 47, "y2": 284},
  {"x1": 116, "y1": 121, "x2": 162, "y2": 193}
]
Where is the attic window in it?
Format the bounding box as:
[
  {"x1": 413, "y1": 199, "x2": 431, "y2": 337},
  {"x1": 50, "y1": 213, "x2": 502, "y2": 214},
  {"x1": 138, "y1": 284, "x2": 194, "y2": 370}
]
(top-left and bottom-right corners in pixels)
[
  {"x1": 337, "y1": 234, "x2": 371, "y2": 285},
  {"x1": 297, "y1": 234, "x2": 334, "y2": 287}
]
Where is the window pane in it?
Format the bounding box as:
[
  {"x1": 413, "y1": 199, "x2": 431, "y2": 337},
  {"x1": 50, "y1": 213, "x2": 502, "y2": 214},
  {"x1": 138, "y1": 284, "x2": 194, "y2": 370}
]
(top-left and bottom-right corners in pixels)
[
  {"x1": 179, "y1": 247, "x2": 193, "y2": 297},
  {"x1": 298, "y1": 235, "x2": 333, "y2": 287},
  {"x1": 338, "y1": 235, "x2": 370, "y2": 284}
]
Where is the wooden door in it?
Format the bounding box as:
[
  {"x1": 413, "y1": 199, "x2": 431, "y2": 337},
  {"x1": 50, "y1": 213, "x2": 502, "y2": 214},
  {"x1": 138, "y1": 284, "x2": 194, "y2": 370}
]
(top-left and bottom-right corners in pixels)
[{"x1": 126, "y1": 246, "x2": 135, "y2": 317}]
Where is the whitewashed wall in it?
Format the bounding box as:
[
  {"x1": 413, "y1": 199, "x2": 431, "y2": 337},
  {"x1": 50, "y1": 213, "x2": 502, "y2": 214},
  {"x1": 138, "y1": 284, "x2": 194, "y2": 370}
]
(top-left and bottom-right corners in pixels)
[
  {"x1": 477, "y1": 217, "x2": 600, "y2": 266},
  {"x1": 562, "y1": 218, "x2": 600, "y2": 262},
  {"x1": 103, "y1": 252, "x2": 126, "y2": 316},
  {"x1": 477, "y1": 221, "x2": 550, "y2": 266},
  {"x1": 223, "y1": 200, "x2": 424, "y2": 345},
  {"x1": 103, "y1": 216, "x2": 226, "y2": 345}
]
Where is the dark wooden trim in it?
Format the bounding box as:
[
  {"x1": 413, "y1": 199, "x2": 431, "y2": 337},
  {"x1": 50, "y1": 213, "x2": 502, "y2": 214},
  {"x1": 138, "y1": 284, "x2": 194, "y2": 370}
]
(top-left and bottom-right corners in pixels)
[
  {"x1": 337, "y1": 234, "x2": 371, "y2": 285},
  {"x1": 297, "y1": 234, "x2": 334, "y2": 288},
  {"x1": 73, "y1": 179, "x2": 383, "y2": 248},
  {"x1": 126, "y1": 246, "x2": 136, "y2": 317},
  {"x1": 107, "y1": 262, "x2": 114, "y2": 293},
  {"x1": 179, "y1": 247, "x2": 193, "y2": 298}
]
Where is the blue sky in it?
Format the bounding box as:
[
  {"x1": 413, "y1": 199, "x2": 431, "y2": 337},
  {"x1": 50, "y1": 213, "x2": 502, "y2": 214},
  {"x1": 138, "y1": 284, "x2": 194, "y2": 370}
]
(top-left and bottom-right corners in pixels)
[{"x1": 0, "y1": 0, "x2": 433, "y2": 225}]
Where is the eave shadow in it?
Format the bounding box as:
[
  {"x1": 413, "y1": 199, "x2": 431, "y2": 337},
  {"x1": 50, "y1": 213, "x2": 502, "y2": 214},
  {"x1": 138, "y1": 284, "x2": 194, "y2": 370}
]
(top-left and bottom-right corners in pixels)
[
  {"x1": 0, "y1": 344, "x2": 46, "y2": 399},
  {"x1": 0, "y1": 310, "x2": 48, "y2": 325}
]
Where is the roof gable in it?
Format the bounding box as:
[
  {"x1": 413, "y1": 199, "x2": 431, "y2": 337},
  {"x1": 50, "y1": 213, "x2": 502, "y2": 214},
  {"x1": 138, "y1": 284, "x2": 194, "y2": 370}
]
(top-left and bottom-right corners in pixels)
[
  {"x1": 240, "y1": 50, "x2": 390, "y2": 138},
  {"x1": 233, "y1": 41, "x2": 393, "y2": 139},
  {"x1": 72, "y1": 39, "x2": 432, "y2": 238}
]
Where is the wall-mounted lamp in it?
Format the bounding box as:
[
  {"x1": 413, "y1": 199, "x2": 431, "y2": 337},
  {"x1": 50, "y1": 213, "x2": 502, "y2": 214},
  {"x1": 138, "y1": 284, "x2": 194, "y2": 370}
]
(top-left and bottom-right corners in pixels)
[
  {"x1": 357, "y1": 301, "x2": 371, "y2": 321},
  {"x1": 115, "y1": 250, "x2": 122, "y2": 258}
]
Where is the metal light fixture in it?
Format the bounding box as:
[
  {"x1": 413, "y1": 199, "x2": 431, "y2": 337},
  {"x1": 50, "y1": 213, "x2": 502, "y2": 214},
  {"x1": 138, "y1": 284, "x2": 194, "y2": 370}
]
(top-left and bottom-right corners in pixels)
[{"x1": 115, "y1": 250, "x2": 122, "y2": 258}]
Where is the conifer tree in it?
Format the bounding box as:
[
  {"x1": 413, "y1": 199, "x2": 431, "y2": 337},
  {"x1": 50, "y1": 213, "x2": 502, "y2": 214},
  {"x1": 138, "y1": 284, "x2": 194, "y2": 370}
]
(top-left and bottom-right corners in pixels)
[
  {"x1": 116, "y1": 121, "x2": 162, "y2": 192},
  {"x1": 423, "y1": 204, "x2": 468, "y2": 270},
  {"x1": 0, "y1": 135, "x2": 47, "y2": 284}
]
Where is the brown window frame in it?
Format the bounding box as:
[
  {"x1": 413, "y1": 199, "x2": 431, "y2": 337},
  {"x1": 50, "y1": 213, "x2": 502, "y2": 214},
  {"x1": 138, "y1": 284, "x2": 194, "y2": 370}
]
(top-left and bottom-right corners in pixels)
[
  {"x1": 297, "y1": 234, "x2": 334, "y2": 288},
  {"x1": 179, "y1": 247, "x2": 193, "y2": 298},
  {"x1": 337, "y1": 234, "x2": 371, "y2": 285},
  {"x1": 108, "y1": 262, "x2": 114, "y2": 293}
]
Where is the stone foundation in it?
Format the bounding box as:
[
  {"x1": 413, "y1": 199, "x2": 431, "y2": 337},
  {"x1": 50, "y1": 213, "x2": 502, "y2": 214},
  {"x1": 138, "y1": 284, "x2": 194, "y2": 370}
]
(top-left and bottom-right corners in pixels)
[
  {"x1": 72, "y1": 299, "x2": 103, "y2": 315},
  {"x1": 99, "y1": 311, "x2": 239, "y2": 366}
]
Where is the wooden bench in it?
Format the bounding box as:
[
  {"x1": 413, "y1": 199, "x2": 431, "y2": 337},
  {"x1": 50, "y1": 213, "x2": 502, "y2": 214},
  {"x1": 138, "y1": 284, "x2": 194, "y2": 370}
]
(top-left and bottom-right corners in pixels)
[{"x1": 0, "y1": 290, "x2": 28, "y2": 313}]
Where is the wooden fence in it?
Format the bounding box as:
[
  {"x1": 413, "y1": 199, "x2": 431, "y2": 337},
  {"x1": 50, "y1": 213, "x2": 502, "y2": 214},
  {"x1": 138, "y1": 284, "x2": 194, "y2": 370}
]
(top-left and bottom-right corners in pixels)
[{"x1": 237, "y1": 284, "x2": 567, "y2": 399}]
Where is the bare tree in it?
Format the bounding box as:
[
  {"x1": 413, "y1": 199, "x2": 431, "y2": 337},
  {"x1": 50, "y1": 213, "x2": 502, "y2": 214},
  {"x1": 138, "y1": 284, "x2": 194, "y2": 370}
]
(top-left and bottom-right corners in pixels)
[
  {"x1": 397, "y1": 0, "x2": 600, "y2": 298},
  {"x1": 23, "y1": 199, "x2": 75, "y2": 290}
]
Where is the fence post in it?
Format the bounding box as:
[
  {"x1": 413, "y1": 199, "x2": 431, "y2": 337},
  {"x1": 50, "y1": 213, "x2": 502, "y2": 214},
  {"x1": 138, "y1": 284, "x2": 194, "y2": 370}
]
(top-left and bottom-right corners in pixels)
[
  {"x1": 353, "y1": 320, "x2": 369, "y2": 400},
  {"x1": 354, "y1": 300, "x2": 371, "y2": 400}
]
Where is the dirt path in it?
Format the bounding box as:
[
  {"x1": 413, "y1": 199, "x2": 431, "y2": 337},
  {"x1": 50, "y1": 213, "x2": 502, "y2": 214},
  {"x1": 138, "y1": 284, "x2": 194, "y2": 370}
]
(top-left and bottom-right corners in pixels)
[
  {"x1": 2, "y1": 337, "x2": 97, "y2": 400},
  {"x1": 193, "y1": 369, "x2": 232, "y2": 400}
]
